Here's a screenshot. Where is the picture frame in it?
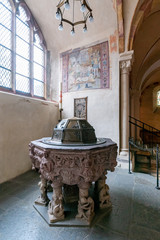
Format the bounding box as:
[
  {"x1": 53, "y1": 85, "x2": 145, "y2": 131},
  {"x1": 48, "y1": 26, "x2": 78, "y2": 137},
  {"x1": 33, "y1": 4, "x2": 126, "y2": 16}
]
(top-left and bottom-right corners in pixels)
[{"x1": 74, "y1": 97, "x2": 88, "y2": 120}]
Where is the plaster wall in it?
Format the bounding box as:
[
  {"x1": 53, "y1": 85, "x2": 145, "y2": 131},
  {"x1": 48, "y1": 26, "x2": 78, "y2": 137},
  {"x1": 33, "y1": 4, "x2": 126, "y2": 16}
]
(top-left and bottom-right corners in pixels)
[
  {"x1": 0, "y1": 91, "x2": 59, "y2": 184},
  {"x1": 36, "y1": 1, "x2": 119, "y2": 145},
  {"x1": 50, "y1": 49, "x2": 60, "y2": 101},
  {"x1": 61, "y1": 32, "x2": 119, "y2": 146}
]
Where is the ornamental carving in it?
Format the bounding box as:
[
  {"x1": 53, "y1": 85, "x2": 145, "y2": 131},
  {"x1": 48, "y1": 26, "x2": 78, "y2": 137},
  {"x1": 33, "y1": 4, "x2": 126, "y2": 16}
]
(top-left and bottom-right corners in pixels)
[
  {"x1": 48, "y1": 188, "x2": 64, "y2": 223},
  {"x1": 30, "y1": 146, "x2": 117, "y2": 186},
  {"x1": 120, "y1": 60, "x2": 132, "y2": 73},
  {"x1": 76, "y1": 188, "x2": 95, "y2": 223}
]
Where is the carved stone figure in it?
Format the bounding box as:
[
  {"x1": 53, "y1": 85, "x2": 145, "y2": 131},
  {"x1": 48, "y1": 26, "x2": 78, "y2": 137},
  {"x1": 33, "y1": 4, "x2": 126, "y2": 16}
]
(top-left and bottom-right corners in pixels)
[
  {"x1": 48, "y1": 187, "x2": 64, "y2": 223},
  {"x1": 76, "y1": 188, "x2": 95, "y2": 223},
  {"x1": 35, "y1": 175, "x2": 49, "y2": 206},
  {"x1": 95, "y1": 176, "x2": 111, "y2": 209}
]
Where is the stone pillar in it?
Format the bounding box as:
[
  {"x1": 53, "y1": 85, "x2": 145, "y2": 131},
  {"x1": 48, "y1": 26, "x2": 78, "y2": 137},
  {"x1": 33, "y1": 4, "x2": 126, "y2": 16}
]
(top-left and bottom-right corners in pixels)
[
  {"x1": 119, "y1": 51, "x2": 134, "y2": 158},
  {"x1": 76, "y1": 182, "x2": 95, "y2": 224},
  {"x1": 95, "y1": 173, "x2": 111, "y2": 209},
  {"x1": 35, "y1": 175, "x2": 49, "y2": 206},
  {"x1": 48, "y1": 182, "x2": 64, "y2": 223}
]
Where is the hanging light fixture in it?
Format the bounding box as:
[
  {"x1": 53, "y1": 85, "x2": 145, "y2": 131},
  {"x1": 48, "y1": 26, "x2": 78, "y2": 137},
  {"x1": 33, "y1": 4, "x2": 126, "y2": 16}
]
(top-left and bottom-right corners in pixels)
[{"x1": 55, "y1": 0, "x2": 94, "y2": 36}]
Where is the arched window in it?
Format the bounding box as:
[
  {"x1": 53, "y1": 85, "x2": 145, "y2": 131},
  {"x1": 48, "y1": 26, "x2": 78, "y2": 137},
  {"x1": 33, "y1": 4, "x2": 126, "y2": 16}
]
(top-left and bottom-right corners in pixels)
[
  {"x1": 157, "y1": 90, "x2": 160, "y2": 106},
  {"x1": 0, "y1": 0, "x2": 46, "y2": 98},
  {"x1": 33, "y1": 34, "x2": 45, "y2": 97},
  {"x1": 0, "y1": 0, "x2": 12, "y2": 88},
  {"x1": 16, "y1": 6, "x2": 30, "y2": 93}
]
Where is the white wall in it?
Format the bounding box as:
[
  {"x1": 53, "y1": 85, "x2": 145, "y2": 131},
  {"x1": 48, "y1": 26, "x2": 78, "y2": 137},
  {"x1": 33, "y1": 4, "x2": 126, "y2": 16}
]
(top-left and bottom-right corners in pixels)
[
  {"x1": 24, "y1": 0, "x2": 119, "y2": 147},
  {"x1": 60, "y1": 35, "x2": 119, "y2": 146},
  {"x1": 50, "y1": 3, "x2": 120, "y2": 147},
  {"x1": 0, "y1": 91, "x2": 59, "y2": 183},
  {"x1": 62, "y1": 53, "x2": 119, "y2": 144}
]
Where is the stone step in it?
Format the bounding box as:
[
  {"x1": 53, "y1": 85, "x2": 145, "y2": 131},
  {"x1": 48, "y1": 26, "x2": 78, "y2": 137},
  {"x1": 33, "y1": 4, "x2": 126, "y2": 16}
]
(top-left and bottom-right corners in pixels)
[
  {"x1": 136, "y1": 150, "x2": 151, "y2": 156},
  {"x1": 136, "y1": 156, "x2": 150, "y2": 164},
  {"x1": 134, "y1": 165, "x2": 150, "y2": 174}
]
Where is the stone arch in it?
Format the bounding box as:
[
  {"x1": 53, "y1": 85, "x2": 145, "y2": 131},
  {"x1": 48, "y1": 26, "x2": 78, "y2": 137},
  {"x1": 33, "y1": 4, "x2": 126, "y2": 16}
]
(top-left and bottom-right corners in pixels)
[{"x1": 128, "y1": 0, "x2": 153, "y2": 51}]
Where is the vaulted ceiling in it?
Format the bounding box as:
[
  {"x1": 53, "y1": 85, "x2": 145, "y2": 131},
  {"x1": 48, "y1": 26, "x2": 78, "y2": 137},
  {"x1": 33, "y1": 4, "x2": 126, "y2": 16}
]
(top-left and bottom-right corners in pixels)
[{"x1": 130, "y1": 0, "x2": 160, "y2": 92}]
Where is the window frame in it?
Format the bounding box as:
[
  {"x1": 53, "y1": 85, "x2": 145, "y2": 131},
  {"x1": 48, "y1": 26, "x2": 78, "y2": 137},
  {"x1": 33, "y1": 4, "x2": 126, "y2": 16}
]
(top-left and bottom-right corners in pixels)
[
  {"x1": 153, "y1": 85, "x2": 160, "y2": 112},
  {"x1": 157, "y1": 90, "x2": 160, "y2": 106},
  {"x1": 0, "y1": 0, "x2": 47, "y2": 99}
]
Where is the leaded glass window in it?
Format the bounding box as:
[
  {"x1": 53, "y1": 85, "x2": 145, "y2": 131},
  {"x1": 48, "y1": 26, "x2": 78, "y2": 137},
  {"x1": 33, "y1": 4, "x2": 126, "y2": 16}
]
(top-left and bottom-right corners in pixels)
[
  {"x1": 0, "y1": 0, "x2": 47, "y2": 98},
  {"x1": 33, "y1": 34, "x2": 44, "y2": 97},
  {"x1": 16, "y1": 6, "x2": 30, "y2": 93},
  {"x1": 157, "y1": 90, "x2": 160, "y2": 106},
  {"x1": 0, "y1": 0, "x2": 12, "y2": 88}
]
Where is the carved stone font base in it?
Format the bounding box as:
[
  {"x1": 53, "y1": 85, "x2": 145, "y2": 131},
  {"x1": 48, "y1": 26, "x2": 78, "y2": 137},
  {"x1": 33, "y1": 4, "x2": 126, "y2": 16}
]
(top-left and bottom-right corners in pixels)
[{"x1": 29, "y1": 138, "x2": 117, "y2": 224}]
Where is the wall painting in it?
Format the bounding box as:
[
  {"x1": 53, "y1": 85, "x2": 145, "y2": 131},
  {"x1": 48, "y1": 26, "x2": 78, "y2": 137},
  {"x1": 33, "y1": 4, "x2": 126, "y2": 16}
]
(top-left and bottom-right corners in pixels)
[{"x1": 62, "y1": 41, "x2": 110, "y2": 93}]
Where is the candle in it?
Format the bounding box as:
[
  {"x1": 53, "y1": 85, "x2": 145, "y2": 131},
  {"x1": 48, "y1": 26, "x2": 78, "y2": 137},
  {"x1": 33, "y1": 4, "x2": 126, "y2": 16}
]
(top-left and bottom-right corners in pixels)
[{"x1": 59, "y1": 82, "x2": 62, "y2": 109}]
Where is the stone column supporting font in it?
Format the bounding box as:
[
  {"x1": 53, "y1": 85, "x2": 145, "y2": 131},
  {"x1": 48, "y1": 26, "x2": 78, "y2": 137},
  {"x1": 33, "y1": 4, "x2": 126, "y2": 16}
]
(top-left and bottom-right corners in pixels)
[
  {"x1": 48, "y1": 184, "x2": 64, "y2": 223},
  {"x1": 76, "y1": 183, "x2": 95, "y2": 224},
  {"x1": 35, "y1": 174, "x2": 49, "y2": 206}
]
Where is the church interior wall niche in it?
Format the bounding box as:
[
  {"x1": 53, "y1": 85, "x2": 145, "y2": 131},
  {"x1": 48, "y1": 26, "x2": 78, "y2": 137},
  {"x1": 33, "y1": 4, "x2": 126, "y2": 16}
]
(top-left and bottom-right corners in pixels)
[
  {"x1": 62, "y1": 41, "x2": 110, "y2": 92},
  {"x1": 74, "y1": 97, "x2": 87, "y2": 119}
]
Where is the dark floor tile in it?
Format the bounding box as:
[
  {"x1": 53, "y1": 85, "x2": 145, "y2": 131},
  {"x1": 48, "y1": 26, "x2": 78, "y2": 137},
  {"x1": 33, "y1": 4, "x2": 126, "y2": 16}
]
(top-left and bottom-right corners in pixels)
[
  {"x1": 0, "y1": 194, "x2": 24, "y2": 211},
  {"x1": 131, "y1": 202, "x2": 160, "y2": 232},
  {"x1": 133, "y1": 182, "x2": 160, "y2": 209},
  {"x1": 129, "y1": 224, "x2": 160, "y2": 240},
  {"x1": 89, "y1": 225, "x2": 127, "y2": 240},
  {"x1": 97, "y1": 201, "x2": 131, "y2": 235},
  {"x1": 0, "y1": 208, "x2": 5, "y2": 215},
  {"x1": 113, "y1": 172, "x2": 135, "y2": 188},
  {"x1": 11, "y1": 170, "x2": 39, "y2": 185},
  {"x1": 0, "y1": 180, "x2": 23, "y2": 195},
  {"x1": 10, "y1": 184, "x2": 39, "y2": 200},
  {"x1": 109, "y1": 186, "x2": 133, "y2": 207},
  {"x1": 55, "y1": 227, "x2": 92, "y2": 240}
]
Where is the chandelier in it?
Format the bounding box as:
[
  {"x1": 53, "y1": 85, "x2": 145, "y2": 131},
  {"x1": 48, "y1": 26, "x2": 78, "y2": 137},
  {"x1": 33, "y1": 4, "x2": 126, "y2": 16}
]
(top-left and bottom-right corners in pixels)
[{"x1": 55, "y1": 0, "x2": 94, "y2": 35}]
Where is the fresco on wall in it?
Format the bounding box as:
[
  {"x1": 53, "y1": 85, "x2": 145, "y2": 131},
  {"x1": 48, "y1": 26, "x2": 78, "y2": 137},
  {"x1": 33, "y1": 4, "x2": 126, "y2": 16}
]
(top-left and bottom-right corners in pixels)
[
  {"x1": 62, "y1": 41, "x2": 110, "y2": 92},
  {"x1": 110, "y1": 31, "x2": 117, "y2": 53}
]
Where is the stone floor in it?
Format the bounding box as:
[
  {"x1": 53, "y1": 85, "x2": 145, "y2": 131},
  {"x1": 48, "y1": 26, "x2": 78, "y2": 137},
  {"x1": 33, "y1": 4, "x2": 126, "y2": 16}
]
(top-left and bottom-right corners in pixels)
[{"x1": 0, "y1": 166, "x2": 160, "y2": 240}]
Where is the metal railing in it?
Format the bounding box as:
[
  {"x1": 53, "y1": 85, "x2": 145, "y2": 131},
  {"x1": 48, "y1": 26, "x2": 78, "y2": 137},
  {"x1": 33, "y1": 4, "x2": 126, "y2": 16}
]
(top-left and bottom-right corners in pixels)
[
  {"x1": 129, "y1": 116, "x2": 160, "y2": 152},
  {"x1": 129, "y1": 116, "x2": 160, "y2": 189}
]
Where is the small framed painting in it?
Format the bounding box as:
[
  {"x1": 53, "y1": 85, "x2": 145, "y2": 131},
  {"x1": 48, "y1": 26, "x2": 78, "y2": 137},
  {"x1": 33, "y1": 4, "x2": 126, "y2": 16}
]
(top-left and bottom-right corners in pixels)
[{"x1": 74, "y1": 97, "x2": 88, "y2": 120}]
